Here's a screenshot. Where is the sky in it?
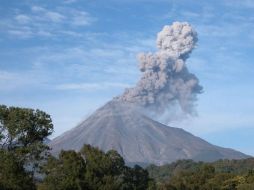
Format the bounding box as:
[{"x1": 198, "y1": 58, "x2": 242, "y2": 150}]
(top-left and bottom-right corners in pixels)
[{"x1": 1, "y1": 0, "x2": 254, "y2": 156}]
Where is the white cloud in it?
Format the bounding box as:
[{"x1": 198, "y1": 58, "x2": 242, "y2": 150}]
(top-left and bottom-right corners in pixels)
[
  {"x1": 63, "y1": 0, "x2": 77, "y2": 4},
  {"x1": 31, "y1": 6, "x2": 46, "y2": 12},
  {"x1": 3, "y1": 5, "x2": 96, "y2": 39},
  {"x1": 196, "y1": 23, "x2": 246, "y2": 38},
  {"x1": 15, "y1": 14, "x2": 31, "y2": 23},
  {"x1": 72, "y1": 11, "x2": 95, "y2": 26},
  {"x1": 8, "y1": 28, "x2": 33, "y2": 38},
  {"x1": 59, "y1": 30, "x2": 82, "y2": 37},
  {"x1": 0, "y1": 71, "x2": 17, "y2": 80},
  {"x1": 37, "y1": 30, "x2": 53, "y2": 37},
  {"x1": 31, "y1": 6, "x2": 66, "y2": 23},
  {"x1": 0, "y1": 70, "x2": 39, "y2": 90},
  {"x1": 30, "y1": 6, "x2": 95, "y2": 26},
  {"x1": 44, "y1": 11, "x2": 65, "y2": 23},
  {"x1": 223, "y1": 0, "x2": 254, "y2": 9},
  {"x1": 0, "y1": 32, "x2": 153, "y2": 92},
  {"x1": 56, "y1": 82, "x2": 131, "y2": 91},
  {"x1": 179, "y1": 11, "x2": 200, "y2": 18}
]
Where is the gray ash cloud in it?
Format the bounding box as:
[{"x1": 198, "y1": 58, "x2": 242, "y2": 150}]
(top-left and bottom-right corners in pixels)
[{"x1": 115, "y1": 22, "x2": 203, "y2": 120}]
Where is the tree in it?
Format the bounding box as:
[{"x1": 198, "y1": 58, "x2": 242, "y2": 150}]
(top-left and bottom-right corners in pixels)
[
  {"x1": 106, "y1": 150, "x2": 125, "y2": 175},
  {"x1": 222, "y1": 175, "x2": 246, "y2": 190},
  {"x1": 39, "y1": 150, "x2": 87, "y2": 190},
  {"x1": 0, "y1": 149, "x2": 36, "y2": 190},
  {"x1": 0, "y1": 105, "x2": 54, "y2": 174},
  {"x1": 0, "y1": 105, "x2": 54, "y2": 189},
  {"x1": 204, "y1": 173, "x2": 235, "y2": 190},
  {"x1": 131, "y1": 165, "x2": 151, "y2": 190},
  {"x1": 237, "y1": 183, "x2": 254, "y2": 190},
  {"x1": 40, "y1": 144, "x2": 153, "y2": 190},
  {"x1": 81, "y1": 144, "x2": 124, "y2": 189}
]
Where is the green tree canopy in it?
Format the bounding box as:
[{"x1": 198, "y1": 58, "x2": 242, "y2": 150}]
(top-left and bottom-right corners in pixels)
[
  {"x1": 0, "y1": 105, "x2": 53, "y2": 171},
  {"x1": 0, "y1": 149, "x2": 36, "y2": 190},
  {"x1": 81, "y1": 144, "x2": 125, "y2": 189},
  {"x1": 0, "y1": 105, "x2": 54, "y2": 190},
  {"x1": 40, "y1": 144, "x2": 154, "y2": 190},
  {"x1": 39, "y1": 150, "x2": 86, "y2": 190}
]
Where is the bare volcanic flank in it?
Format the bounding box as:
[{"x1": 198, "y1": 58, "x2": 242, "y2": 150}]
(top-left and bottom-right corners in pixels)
[{"x1": 50, "y1": 101, "x2": 248, "y2": 165}]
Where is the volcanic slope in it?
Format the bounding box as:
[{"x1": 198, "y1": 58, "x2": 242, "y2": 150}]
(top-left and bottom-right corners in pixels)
[{"x1": 50, "y1": 101, "x2": 249, "y2": 165}]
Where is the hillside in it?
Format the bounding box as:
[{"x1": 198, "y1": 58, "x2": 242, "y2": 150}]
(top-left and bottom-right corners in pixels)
[{"x1": 50, "y1": 100, "x2": 248, "y2": 165}]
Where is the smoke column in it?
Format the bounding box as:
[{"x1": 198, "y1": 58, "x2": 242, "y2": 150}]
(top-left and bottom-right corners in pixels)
[{"x1": 115, "y1": 22, "x2": 203, "y2": 121}]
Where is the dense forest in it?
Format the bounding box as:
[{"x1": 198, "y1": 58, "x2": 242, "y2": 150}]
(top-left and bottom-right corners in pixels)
[
  {"x1": 1, "y1": 105, "x2": 254, "y2": 190},
  {"x1": 148, "y1": 159, "x2": 254, "y2": 189}
]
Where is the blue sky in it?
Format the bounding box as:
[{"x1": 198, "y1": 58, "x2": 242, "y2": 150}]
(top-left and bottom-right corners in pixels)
[{"x1": 1, "y1": 0, "x2": 254, "y2": 155}]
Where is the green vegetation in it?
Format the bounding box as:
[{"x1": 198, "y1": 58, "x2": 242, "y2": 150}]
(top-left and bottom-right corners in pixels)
[
  {"x1": 0, "y1": 150, "x2": 36, "y2": 190},
  {"x1": 39, "y1": 145, "x2": 155, "y2": 190},
  {"x1": 147, "y1": 159, "x2": 254, "y2": 190},
  {"x1": 1, "y1": 104, "x2": 254, "y2": 190},
  {"x1": 0, "y1": 105, "x2": 53, "y2": 190},
  {"x1": 0, "y1": 105, "x2": 53, "y2": 172}
]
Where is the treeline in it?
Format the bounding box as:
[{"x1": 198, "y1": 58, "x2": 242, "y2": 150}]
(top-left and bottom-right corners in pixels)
[
  {"x1": 39, "y1": 145, "x2": 156, "y2": 190},
  {"x1": 1, "y1": 105, "x2": 254, "y2": 190},
  {"x1": 148, "y1": 158, "x2": 254, "y2": 189}
]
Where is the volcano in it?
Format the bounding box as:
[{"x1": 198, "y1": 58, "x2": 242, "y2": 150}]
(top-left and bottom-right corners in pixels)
[{"x1": 50, "y1": 101, "x2": 248, "y2": 165}]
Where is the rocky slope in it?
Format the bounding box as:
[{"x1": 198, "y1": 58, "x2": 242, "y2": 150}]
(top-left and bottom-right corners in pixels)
[{"x1": 50, "y1": 101, "x2": 249, "y2": 165}]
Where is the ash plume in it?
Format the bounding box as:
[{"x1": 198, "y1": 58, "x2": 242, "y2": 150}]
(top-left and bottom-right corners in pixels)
[{"x1": 115, "y1": 22, "x2": 203, "y2": 121}]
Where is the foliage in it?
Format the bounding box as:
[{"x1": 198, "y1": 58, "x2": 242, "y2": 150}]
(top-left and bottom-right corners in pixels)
[
  {"x1": 40, "y1": 144, "x2": 154, "y2": 190},
  {"x1": 213, "y1": 158, "x2": 254, "y2": 174},
  {"x1": 0, "y1": 105, "x2": 53, "y2": 173},
  {"x1": 38, "y1": 150, "x2": 86, "y2": 190},
  {"x1": 147, "y1": 159, "x2": 254, "y2": 190},
  {"x1": 0, "y1": 149, "x2": 36, "y2": 190},
  {"x1": 0, "y1": 105, "x2": 53, "y2": 190},
  {"x1": 81, "y1": 144, "x2": 124, "y2": 189},
  {"x1": 147, "y1": 159, "x2": 201, "y2": 183}
]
